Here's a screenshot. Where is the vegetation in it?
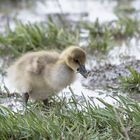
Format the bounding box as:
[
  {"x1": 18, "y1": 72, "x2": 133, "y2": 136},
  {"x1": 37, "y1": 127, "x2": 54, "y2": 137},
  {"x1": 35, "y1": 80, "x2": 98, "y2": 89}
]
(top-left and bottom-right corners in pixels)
[
  {"x1": 120, "y1": 67, "x2": 140, "y2": 92},
  {"x1": 0, "y1": 17, "x2": 139, "y2": 56},
  {"x1": 0, "y1": 20, "x2": 79, "y2": 57},
  {"x1": 0, "y1": 94, "x2": 140, "y2": 140},
  {"x1": 83, "y1": 19, "x2": 112, "y2": 52},
  {"x1": 83, "y1": 17, "x2": 140, "y2": 52}
]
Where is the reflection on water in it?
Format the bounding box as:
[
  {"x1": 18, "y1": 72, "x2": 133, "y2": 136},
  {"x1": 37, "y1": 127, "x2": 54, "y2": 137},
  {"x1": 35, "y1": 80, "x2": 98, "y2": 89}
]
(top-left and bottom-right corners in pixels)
[
  {"x1": 0, "y1": 0, "x2": 140, "y2": 25},
  {"x1": 0, "y1": 0, "x2": 118, "y2": 32}
]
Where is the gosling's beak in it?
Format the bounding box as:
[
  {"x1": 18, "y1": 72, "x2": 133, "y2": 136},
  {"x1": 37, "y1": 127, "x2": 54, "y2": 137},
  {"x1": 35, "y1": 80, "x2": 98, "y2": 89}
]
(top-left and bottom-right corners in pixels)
[{"x1": 78, "y1": 65, "x2": 88, "y2": 78}]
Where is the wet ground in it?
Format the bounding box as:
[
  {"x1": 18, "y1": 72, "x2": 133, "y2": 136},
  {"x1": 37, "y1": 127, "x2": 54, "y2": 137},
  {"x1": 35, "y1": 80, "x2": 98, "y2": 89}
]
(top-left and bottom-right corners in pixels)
[
  {"x1": 84, "y1": 59, "x2": 140, "y2": 90},
  {"x1": 0, "y1": 0, "x2": 140, "y2": 110}
]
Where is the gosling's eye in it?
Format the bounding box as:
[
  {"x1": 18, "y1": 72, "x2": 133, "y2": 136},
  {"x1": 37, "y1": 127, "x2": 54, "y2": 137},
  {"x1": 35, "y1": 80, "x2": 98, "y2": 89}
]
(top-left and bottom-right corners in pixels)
[
  {"x1": 74, "y1": 59, "x2": 79, "y2": 63},
  {"x1": 77, "y1": 68, "x2": 79, "y2": 71}
]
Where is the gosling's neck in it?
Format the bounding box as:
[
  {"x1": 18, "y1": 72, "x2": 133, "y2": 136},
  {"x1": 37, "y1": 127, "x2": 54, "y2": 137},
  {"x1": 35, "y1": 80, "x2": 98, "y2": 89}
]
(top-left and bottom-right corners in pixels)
[{"x1": 45, "y1": 60, "x2": 76, "y2": 91}]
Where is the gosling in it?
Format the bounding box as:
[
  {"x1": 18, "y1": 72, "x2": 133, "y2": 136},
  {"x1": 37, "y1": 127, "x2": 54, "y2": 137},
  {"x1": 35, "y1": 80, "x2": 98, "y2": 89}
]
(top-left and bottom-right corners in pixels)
[{"x1": 7, "y1": 46, "x2": 87, "y2": 106}]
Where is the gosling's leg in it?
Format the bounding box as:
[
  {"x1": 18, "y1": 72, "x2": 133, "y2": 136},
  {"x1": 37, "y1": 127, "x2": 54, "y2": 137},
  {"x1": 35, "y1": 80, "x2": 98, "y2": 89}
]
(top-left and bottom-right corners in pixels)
[
  {"x1": 23, "y1": 92, "x2": 29, "y2": 106},
  {"x1": 43, "y1": 98, "x2": 49, "y2": 106}
]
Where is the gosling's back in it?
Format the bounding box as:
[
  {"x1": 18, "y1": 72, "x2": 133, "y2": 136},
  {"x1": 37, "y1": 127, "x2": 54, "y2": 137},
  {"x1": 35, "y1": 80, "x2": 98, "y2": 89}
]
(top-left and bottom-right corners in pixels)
[{"x1": 7, "y1": 51, "x2": 60, "y2": 99}]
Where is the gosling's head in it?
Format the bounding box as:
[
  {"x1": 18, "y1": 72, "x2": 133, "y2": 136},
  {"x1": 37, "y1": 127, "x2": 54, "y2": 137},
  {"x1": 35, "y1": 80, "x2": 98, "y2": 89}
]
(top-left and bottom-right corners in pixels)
[{"x1": 61, "y1": 46, "x2": 88, "y2": 78}]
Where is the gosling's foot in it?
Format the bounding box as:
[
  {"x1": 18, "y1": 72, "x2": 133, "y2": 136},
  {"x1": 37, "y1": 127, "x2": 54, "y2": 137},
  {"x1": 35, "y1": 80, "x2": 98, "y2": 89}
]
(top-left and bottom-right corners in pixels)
[
  {"x1": 22, "y1": 92, "x2": 29, "y2": 107},
  {"x1": 42, "y1": 98, "x2": 51, "y2": 110}
]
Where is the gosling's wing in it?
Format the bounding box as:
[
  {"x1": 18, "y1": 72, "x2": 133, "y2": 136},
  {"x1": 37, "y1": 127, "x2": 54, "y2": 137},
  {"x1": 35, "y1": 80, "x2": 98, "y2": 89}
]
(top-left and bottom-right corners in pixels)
[
  {"x1": 24, "y1": 51, "x2": 60, "y2": 74},
  {"x1": 26, "y1": 56, "x2": 44, "y2": 74}
]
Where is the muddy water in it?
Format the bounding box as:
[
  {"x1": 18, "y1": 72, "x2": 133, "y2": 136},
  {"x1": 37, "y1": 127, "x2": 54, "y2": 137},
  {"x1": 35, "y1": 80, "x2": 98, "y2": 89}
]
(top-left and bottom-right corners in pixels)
[{"x1": 0, "y1": 0, "x2": 140, "y2": 110}]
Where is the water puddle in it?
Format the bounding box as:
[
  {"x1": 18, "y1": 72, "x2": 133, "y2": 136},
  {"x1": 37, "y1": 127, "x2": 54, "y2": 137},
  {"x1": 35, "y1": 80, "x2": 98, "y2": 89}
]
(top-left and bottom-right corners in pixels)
[
  {"x1": 108, "y1": 38, "x2": 140, "y2": 65},
  {"x1": 0, "y1": 0, "x2": 119, "y2": 32},
  {"x1": 61, "y1": 76, "x2": 119, "y2": 108}
]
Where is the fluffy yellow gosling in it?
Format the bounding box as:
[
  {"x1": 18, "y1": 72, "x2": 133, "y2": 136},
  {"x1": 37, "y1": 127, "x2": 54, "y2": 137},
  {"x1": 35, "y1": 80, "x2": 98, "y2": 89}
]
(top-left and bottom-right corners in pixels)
[{"x1": 7, "y1": 46, "x2": 87, "y2": 105}]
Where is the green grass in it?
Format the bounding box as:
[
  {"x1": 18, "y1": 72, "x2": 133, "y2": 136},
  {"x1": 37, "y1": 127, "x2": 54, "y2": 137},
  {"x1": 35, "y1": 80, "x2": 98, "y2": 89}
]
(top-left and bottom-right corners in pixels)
[
  {"x1": 83, "y1": 17, "x2": 140, "y2": 52},
  {"x1": 83, "y1": 19, "x2": 112, "y2": 52},
  {"x1": 111, "y1": 17, "x2": 140, "y2": 39},
  {"x1": 120, "y1": 67, "x2": 140, "y2": 92},
  {"x1": 0, "y1": 94, "x2": 140, "y2": 140},
  {"x1": 0, "y1": 20, "x2": 79, "y2": 57},
  {"x1": 0, "y1": 17, "x2": 140, "y2": 57}
]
